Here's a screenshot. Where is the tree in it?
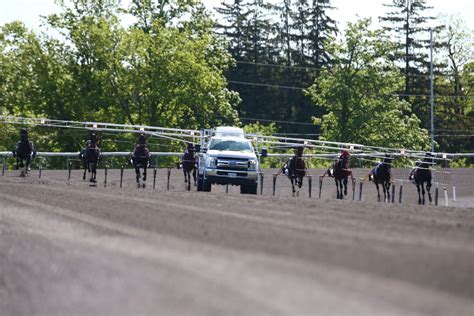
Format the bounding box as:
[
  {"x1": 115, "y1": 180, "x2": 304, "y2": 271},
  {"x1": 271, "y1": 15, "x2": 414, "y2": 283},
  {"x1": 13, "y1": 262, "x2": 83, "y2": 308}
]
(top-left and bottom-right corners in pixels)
[
  {"x1": 291, "y1": 0, "x2": 336, "y2": 126},
  {"x1": 379, "y1": 0, "x2": 446, "y2": 127},
  {"x1": 307, "y1": 19, "x2": 430, "y2": 150},
  {"x1": 214, "y1": 0, "x2": 338, "y2": 134},
  {"x1": 215, "y1": 0, "x2": 249, "y2": 58},
  {"x1": 0, "y1": 0, "x2": 241, "y2": 155},
  {"x1": 0, "y1": 22, "x2": 44, "y2": 117},
  {"x1": 434, "y1": 16, "x2": 474, "y2": 153}
]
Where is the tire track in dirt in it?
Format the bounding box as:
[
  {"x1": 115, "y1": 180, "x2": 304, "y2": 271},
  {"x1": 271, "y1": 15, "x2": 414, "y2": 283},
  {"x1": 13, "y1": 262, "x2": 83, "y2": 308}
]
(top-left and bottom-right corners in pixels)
[{"x1": 1, "y1": 180, "x2": 473, "y2": 303}]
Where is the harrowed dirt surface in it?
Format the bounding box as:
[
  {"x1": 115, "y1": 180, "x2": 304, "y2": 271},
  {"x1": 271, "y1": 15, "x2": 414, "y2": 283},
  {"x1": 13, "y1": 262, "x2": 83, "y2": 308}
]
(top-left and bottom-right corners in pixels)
[{"x1": 0, "y1": 168, "x2": 473, "y2": 316}]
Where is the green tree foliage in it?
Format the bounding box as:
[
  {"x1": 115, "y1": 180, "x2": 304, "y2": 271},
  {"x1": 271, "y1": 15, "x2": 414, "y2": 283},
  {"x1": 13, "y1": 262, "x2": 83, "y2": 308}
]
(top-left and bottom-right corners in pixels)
[
  {"x1": 214, "y1": 0, "x2": 337, "y2": 134},
  {"x1": 434, "y1": 16, "x2": 473, "y2": 153},
  {"x1": 242, "y1": 121, "x2": 283, "y2": 167},
  {"x1": 307, "y1": 19, "x2": 430, "y2": 150},
  {"x1": 0, "y1": 22, "x2": 44, "y2": 117},
  {"x1": 0, "y1": 0, "x2": 240, "y2": 153},
  {"x1": 379, "y1": 0, "x2": 446, "y2": 127}
]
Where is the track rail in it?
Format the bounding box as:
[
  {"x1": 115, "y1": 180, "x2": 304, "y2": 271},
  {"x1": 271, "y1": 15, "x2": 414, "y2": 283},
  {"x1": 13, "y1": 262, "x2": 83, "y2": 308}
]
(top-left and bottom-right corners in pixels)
[{"x1": 0, "y1": 151, "x2": 182, "y2": 157}]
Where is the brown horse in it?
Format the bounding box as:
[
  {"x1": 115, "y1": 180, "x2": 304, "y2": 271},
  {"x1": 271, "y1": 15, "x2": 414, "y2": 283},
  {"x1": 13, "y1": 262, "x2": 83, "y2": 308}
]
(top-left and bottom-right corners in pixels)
[
  {"x1": 80, "y1": 133, "x2": 101, "y2": 183},
  {"x1": 325, "y1": 150, "x2": 353, "y2": 199},
  {"x1": 369, "y1": 155, "x2": 393, "y2": 202},
  {"x1": 13, "y1": 128, "x2": 36, "y2": 177},
  {"x1": 178, "y1": 143, "x2": 196, "y2": 190},
  {"x1": 280, "y1": 147, "x2": 308, "y2": 196},
  {"x1": 409, "y1": 153, "x2": 433, "y2": 205},
  {"x1": 131, "y1": 133, "x2": 150, "y2": 188}
]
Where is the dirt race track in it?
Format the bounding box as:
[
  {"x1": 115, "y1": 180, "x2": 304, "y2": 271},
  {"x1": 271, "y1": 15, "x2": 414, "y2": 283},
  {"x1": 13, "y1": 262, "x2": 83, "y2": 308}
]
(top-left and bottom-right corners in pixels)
[{"x1": 1, "y1": 168, "x2": 473, "y2": 316}]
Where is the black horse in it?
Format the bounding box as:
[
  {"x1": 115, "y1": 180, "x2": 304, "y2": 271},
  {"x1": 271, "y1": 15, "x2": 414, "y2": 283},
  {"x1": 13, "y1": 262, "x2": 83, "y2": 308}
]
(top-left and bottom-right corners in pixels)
[
  {"x1": 178, "y1": 143, "x2": 196, "y2": 190},
  {"x1": 280, "y1": 146, "x2": 307, "y2": 196},
  {"x1": 369, "y1": 155, "x2": 393, "y2": 202},
  {"x1": 325, "y1": 150, "x2": 353, "y2": 199},
  {"x1": 80, "y1": 133, "x2": 101, "y2": 183},
  {"x1": 12, "y1": 129, "x2": 36, "y2": 177},
  {"x1": 409, "y1": 153, "x2": 433, "y2": 205},
  {"x1": 131, "y1": 133, "x2": 150, "y2": 188}
]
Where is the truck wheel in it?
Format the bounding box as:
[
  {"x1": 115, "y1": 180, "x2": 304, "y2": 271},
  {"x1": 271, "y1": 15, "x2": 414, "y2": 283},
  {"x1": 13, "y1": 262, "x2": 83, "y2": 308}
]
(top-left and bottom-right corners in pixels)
[
  {"x1": 197, "y1": 176, "x2": 211, "y2": 192},
  {"x1": 240, "y1": 182, "x2": 257, "y2": 195}
]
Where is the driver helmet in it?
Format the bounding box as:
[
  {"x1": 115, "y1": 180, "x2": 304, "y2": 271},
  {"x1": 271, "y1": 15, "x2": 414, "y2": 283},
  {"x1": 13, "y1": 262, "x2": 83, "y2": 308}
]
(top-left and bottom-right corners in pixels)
[
  {"x1": 138, "y1": 133, "x2": 146, "y2": 145},
  {"x1": 186, "y1": 143, "x2": 195, "y2": 152},
  {"x1": 340, "y1": 150, "x2": 350, "y2": 158}
]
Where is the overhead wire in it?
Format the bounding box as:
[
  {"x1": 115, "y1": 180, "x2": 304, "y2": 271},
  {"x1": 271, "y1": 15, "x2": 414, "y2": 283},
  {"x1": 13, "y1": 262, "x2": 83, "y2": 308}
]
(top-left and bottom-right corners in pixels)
[
  {"x1": 234, "y1": 60, "x2": 462, "y2": 78},
  {"x1": 241, "y1": 117, "x2": 316, "y2": 126},
  {"x1": 228, "y1": 80, "x2": 474, "y2": 98}
]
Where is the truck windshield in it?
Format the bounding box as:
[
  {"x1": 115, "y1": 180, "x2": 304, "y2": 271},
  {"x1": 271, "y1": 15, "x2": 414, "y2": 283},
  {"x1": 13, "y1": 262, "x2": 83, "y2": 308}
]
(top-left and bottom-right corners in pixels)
[{"x1": 209, "y1": 139, "x2": 253, "y2": 152}]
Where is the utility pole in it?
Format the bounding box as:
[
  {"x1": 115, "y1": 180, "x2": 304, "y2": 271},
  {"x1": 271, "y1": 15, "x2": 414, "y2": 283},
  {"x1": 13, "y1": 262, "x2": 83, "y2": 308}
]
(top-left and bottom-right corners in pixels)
[
  {"x1": 429, "y1": 28, "x2": 435, "y2": 153},
  {"x1": 405, "y1": 0, "x2": 411, "y2": 99}
]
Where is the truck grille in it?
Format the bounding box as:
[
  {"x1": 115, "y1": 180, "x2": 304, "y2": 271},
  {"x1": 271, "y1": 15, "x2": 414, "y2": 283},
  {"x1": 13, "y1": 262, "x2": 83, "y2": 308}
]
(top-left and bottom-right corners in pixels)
[{"x1": 216, "y1": 157, "x2": 249, "y2": 171}]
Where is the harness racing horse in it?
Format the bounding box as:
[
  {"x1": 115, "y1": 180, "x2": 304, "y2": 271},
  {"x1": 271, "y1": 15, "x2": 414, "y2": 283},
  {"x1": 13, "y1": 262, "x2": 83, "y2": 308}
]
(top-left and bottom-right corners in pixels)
[
  {"x1": 12, "y1": 129, "x2": 36, "y2": 177},
  {"x1": 409, "y1": 153, "x2": 433, "y2": 205},
  {"x1": 280, "y1": 146, "x2": 308, "y2": 196},
  {"x1": 80, "y1": 133, "x2": 101, "y2": 183},
  {"x1": 324, "y1": 150, "x2": 353, "y2": 199},
  {"x1": 131, "y1": 133, "x2": 151, "y2": 188},
  {"x1": 178, "y1": 143, "x2": 196, "y2": 190},
  {"x1": 369, "y1": 155, "x2": 393, "y2": 202}
]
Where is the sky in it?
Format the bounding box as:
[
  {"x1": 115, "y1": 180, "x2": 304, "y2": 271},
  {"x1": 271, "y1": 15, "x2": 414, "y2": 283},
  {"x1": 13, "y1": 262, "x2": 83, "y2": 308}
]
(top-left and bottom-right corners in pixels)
[{"x1": 0, "y1": 0, "x2": 472, "y2": 32}]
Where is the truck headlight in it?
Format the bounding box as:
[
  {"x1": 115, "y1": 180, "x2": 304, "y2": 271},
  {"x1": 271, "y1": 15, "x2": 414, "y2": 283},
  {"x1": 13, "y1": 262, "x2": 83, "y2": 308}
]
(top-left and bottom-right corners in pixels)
[
  {"x1": 207, "y1": 157, "x2": 217, "y2": 168},
  {"x1": 248, "y1": 159, "x2": 257, "y2": 170}
]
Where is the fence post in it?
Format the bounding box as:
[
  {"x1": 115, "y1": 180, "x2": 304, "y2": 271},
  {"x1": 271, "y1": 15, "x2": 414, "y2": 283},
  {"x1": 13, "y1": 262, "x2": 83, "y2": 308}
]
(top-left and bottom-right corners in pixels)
[
  {"x1": 391, "y1": 184, "x2": 395, "y2": 203},
  {"x1": 120, "y1": 165, "x2": 124, "y2": 188},
  {"x1": 153, "y1": 168, "x2": 157, "y2": 189},
  {"x1": 452, "y1": 185, "x2": 456, "y2": 202},
  {"x1": 166, "y1": 167, "x2": 171, "y2": 190},
  {"x1": 2, "y1": 157, "x2": 6, "y2": 176},
  {"x1": 67, "y1": 159, "x2": 72, "y2": 181},
  {"x1": 318, "y1": 176, "x2": 323, "y2": 199},
  {"x1": 38, "y1": 158, "x2": 42, "y2": 179},
  {"x1": 444, "y1": 187, "x2": 449, "y2": 207},
  {"x1": 272, "y1": 174, "x2": 277, "y2": 196},
  {"x1": 399, "y1": 182, "x2": 403, "y2": 204},
  {"x1": 104, "y1": 166, "x2": 108, "y2": 187},
  {"x1": 308, "y1": 176, "x2": 312, "y2": 198},
  {"x1": 358, "y1": 181, "x2": 364, "y2": 201},
  {"x1": 352, "y1": 178, "x2": 356, "y2": 200}
]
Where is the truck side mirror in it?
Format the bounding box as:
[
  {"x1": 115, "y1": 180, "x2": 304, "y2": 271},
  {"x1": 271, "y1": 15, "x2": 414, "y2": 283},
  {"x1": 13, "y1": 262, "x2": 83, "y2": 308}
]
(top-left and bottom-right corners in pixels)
[{"x1": 261, "y1": 147, "x2": 268, "y2": 158}]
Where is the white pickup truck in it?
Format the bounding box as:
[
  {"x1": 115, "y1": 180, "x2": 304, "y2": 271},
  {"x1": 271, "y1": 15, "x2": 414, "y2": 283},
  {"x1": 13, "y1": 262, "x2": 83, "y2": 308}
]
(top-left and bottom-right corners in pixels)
[{"x1": 196, "y1": 127, "x2": 260, "y2": 194}]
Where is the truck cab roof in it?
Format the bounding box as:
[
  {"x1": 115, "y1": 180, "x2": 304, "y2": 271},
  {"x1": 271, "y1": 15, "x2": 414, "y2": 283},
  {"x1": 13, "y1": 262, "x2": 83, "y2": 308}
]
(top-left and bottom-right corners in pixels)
[{"x1": 213, "y1": 126, "x2": 245, "y2": 138}]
